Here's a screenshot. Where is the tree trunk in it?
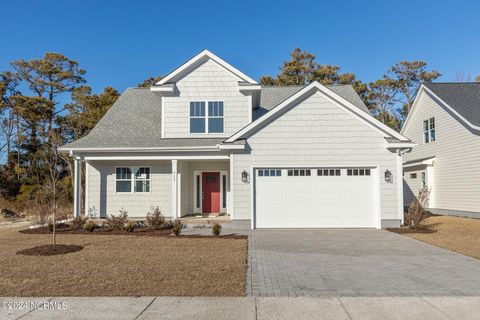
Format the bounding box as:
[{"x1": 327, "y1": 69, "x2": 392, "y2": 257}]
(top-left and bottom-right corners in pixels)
[{"x1": 52, "y1": 181, "x2": 56, "y2": 246}]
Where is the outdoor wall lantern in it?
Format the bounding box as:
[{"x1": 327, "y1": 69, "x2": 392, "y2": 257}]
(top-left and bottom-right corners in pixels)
[
  {"x1": 384, "y1": 169, "x2": 393, "y2": 183},
  {"x1": 241, "y1": 170, "x2": 249, "y2": 183}
]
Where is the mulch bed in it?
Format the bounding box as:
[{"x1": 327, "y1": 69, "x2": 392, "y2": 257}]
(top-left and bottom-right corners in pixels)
[
  {"x1": 19, "y1": 225, "x2": 247, "y2": 239},
  {"x1": 387, "y1": 227, "x2": 436, "y2": 234},
  {"x1": 16, "y1": 244, "x2": 84, "y2": 256}
]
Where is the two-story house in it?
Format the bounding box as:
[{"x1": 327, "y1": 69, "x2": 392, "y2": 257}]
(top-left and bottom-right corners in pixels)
[
  {"x1": 61, "y1": 50, "x2": 414, "y2": 229},
  {"x1": 402, "y1": 82, "x2": 480, "y2": 218}
]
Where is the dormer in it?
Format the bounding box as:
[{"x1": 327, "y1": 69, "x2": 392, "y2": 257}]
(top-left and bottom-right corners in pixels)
[{"x1": 151, "y1": 50, "x2": 260, "y2": 138}]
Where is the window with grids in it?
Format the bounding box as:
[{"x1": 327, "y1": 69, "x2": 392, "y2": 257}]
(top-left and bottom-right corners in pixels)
[
  {"x1": 116, "y1": 168, "x2": 132, "y2": 193},
  {"x1": 134, "y1": 167, "x2": 150, "y2": 192},
  {"x1": 317, "y1": 169, "x2": 341, "y2": 176},
  {"x1": 423, "y1": 117, "x2": 435, "y2": 143},
  {"x1": 346, "y1": 168, "x2": 371, "y2": 176},
  {"x1": 116, "y1": 167, "x2": 150, "y2": 193},
  {"x1": 190, "y1": 101, "x2": 224, "y2": 133},
  {"x1": 258, "y1": 169, "x2": 281, "y2": 177},
  {"x1": 208, "y1": 101, "x2": 224, "y2": 133},
  {"x1": 190, "y1": 101, "x2": 206, "y2": 133},
  {"x1": 287, "y1": 169, "x2": 311, "y2": 176}
]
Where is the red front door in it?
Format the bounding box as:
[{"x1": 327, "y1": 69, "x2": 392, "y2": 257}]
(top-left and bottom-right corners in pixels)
[{"x1": 202, "y1": 172, "x2": 220, "y2": 213}]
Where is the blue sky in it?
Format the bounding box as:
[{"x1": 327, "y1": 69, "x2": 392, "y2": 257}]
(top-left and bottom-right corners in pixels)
[{"x1": 2, "y1": 0, "x2": 480, "y2": 96}]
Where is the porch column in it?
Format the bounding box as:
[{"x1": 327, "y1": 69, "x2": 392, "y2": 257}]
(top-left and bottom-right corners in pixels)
[
  {"x1": 73, "y1": 158, "x2": 82, "y2": 218},
  {"x1": 171, "y1": 160, "x2": 178, "y2": 219}
]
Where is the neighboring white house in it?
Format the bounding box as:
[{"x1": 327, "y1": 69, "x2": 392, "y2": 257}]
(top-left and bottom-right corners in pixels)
[
  {"x1": 402, "y1": 82, "x2": 480, "y2": 218},
  {"x1": 60, "y1": 50, "x2": 414, "y2": 229}
]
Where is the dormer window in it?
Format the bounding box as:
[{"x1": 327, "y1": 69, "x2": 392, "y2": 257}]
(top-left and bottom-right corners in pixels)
[
  {"x1": 423, "y1": 117, "x2": 435, "y2": 143},
  {"x1": 208, "y1": 101, "x2": 224, "y2": 133},
  {"x1": 189, "y1": 101, "x2": 224, "y2": 134},
  {"x1": 190, "y1": 102, "x2": 206, "y2": 133}
]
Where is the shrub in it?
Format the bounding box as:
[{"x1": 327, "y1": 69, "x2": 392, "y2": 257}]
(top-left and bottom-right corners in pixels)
[
  {"x1": 84, "y1": 221, "x2": 96, "y2": 232},
  {"x1": 171, "y1": 219, "x2": 183, "y2": 236},
  {"x1": 105, "y1": 209, "x2": 128, "y2": 230},
  {"x1": 71, "y1": 216, "x2": 87, "y2": 230},
  {"x1": 212, "y1": 223, "x2": 222, "y2": 236},
  {"x1": 145, "y1": 207, "x2": 165, "y2": 230},
  {"x1": 405, "y1": 188, "x2": 431, "y2": 229},
  {"x1": 124, "y1": 221, "x2": 135, "y2": 232},
  {"x1": 164, "y1": 222, "x2": 174, "y2": 230}
]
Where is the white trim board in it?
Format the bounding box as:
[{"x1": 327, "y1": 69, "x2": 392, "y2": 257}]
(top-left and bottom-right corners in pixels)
[
  {"x1": 81, "y1": 155, "x2": 230, "y2": 161},
  {"x1": 156, "y1": 49, "x2": 258, "y2": 86},
  {"x1": 226, "y1": 81, "x2": 410, "y2": 143}
]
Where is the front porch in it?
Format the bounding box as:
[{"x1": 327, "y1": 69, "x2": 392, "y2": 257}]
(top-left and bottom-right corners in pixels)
[{"x1": 71, "y1": 155, "x2": 233, "y2": 219}]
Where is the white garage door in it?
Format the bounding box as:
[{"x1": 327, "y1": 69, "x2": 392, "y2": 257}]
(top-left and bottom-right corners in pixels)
[{"x1": 254, "y1": 167, "x2": 378, "y2": 228}]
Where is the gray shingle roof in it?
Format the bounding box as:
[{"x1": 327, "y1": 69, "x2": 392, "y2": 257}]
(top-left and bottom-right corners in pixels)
[
  {"x1": 63, "y1": 84, "x2": 372, "y2": 150},
  {"x1": 255, "y1": 84, "x2": 370, "y2": 120},
  {"x1": 62, "y1": 88, "x2": 234, "y2": 149},
  {"x1": 425, "y1": 82, "x2": 480, "y2": 127}
]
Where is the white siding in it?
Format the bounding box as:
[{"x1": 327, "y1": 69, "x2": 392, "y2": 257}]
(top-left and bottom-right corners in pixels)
[
  {"x1": 403, "y1": 168, "x2": 425, "y2": 207},
  {"x1": 86, "y1": 161, "x2": 172, "y2": 218},
  {"x1": 232, "y1": 91, "x2": 399, "y2": 221},
  {"x1": 403, "y1": 92, "x2": 480, "y2": 212},
  {"x1": 163, "y1": 58, "x2": 252, "y2": 138}
]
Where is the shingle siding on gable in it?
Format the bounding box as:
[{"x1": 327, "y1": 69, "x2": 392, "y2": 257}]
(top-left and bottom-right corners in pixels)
[
  {"x1": 232, "y1": 91, "x2": 399, "y2": 220},
  {"x1": 163, "y1": 58, "x2": 251, "y2": 138},
  {"x1": 403, "y1": 91, "x2": 480, "y2": 212}
]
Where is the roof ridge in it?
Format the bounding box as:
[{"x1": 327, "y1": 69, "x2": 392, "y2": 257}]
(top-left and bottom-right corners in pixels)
[
  {"x1": 428, "y1": 82, "x2": 480, "y2": 85},
  {"x1": 261, "y1": 83, "x2": 352, "y2": 88}
]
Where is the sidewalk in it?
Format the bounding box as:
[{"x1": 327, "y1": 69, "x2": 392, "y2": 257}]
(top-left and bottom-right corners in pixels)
[{"x1": 1, "y1": 296, "x2": 479, "y2": 320}]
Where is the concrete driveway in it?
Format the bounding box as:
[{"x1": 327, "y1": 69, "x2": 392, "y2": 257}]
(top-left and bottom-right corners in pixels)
[{"x1": 247, "y1": 230, "x2": 480, "y2": 297}]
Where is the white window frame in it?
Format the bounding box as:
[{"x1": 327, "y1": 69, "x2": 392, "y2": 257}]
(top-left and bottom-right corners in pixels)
[
  {"x1": 189, "y1": 100, "x2": 224, "y2": 134},
  {"x1": 423, "y1": 117, "x2": 436, "y2": 144},
  {"x1": 115, "y1": 166, "x2": 151, "y2": 194},
  {"x1": 189, "y1": 101, "x2": 206, "y2": 134}
]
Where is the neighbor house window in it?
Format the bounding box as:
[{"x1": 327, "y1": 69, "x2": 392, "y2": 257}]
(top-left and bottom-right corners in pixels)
[
  {"x1": 116, "y1": 167, "x2": 150, "y2": 193},
  {"x1": 421, "y1": 172, "x2": 426, "y2": 188},
  {"x1": 208, "y1": 101, "x2": 224, "y2": 133},
  {"x1": 423, "y1": 117, "x2": 435, "y2": 143},
  {"x1": 190, "y1": 101, "x2": 224, "y2": 133},
  {"x1": 190, "y1": 101, "x2": 206, "y2": 133}
]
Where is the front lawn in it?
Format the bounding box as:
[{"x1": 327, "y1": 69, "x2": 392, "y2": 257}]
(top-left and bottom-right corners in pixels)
[
  {"x1": 388, "y1": 215, "x2": 480, "y2": 259},
  {"x1": 0, "y1": 226, "x2": 247, "y2": 296}
]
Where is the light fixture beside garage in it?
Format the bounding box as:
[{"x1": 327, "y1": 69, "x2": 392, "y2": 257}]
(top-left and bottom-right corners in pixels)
[
  {"x1": 384, "y1": 170, "x2": 393, "y2": 183},
  {"x1": 241, "y1": 170, "x2": 249, "y2": 183}
]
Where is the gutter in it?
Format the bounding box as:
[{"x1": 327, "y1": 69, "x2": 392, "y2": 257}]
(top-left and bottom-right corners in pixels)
[{"x1": 60, "y1": 144, "x2": 245, "y2": 154}]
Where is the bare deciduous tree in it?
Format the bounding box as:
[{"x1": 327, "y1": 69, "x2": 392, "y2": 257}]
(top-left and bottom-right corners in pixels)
[{"x1": 405, "y1": 188, "x2": 431, "y2": 229}]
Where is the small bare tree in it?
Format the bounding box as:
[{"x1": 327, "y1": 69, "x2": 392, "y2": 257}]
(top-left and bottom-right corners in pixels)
[
  {"x1": 39, "y1": 133, "x2": 63, "y2": 246},
  {"x1": 405, "y1": 188, "x2": 431, "y2": 229}
]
